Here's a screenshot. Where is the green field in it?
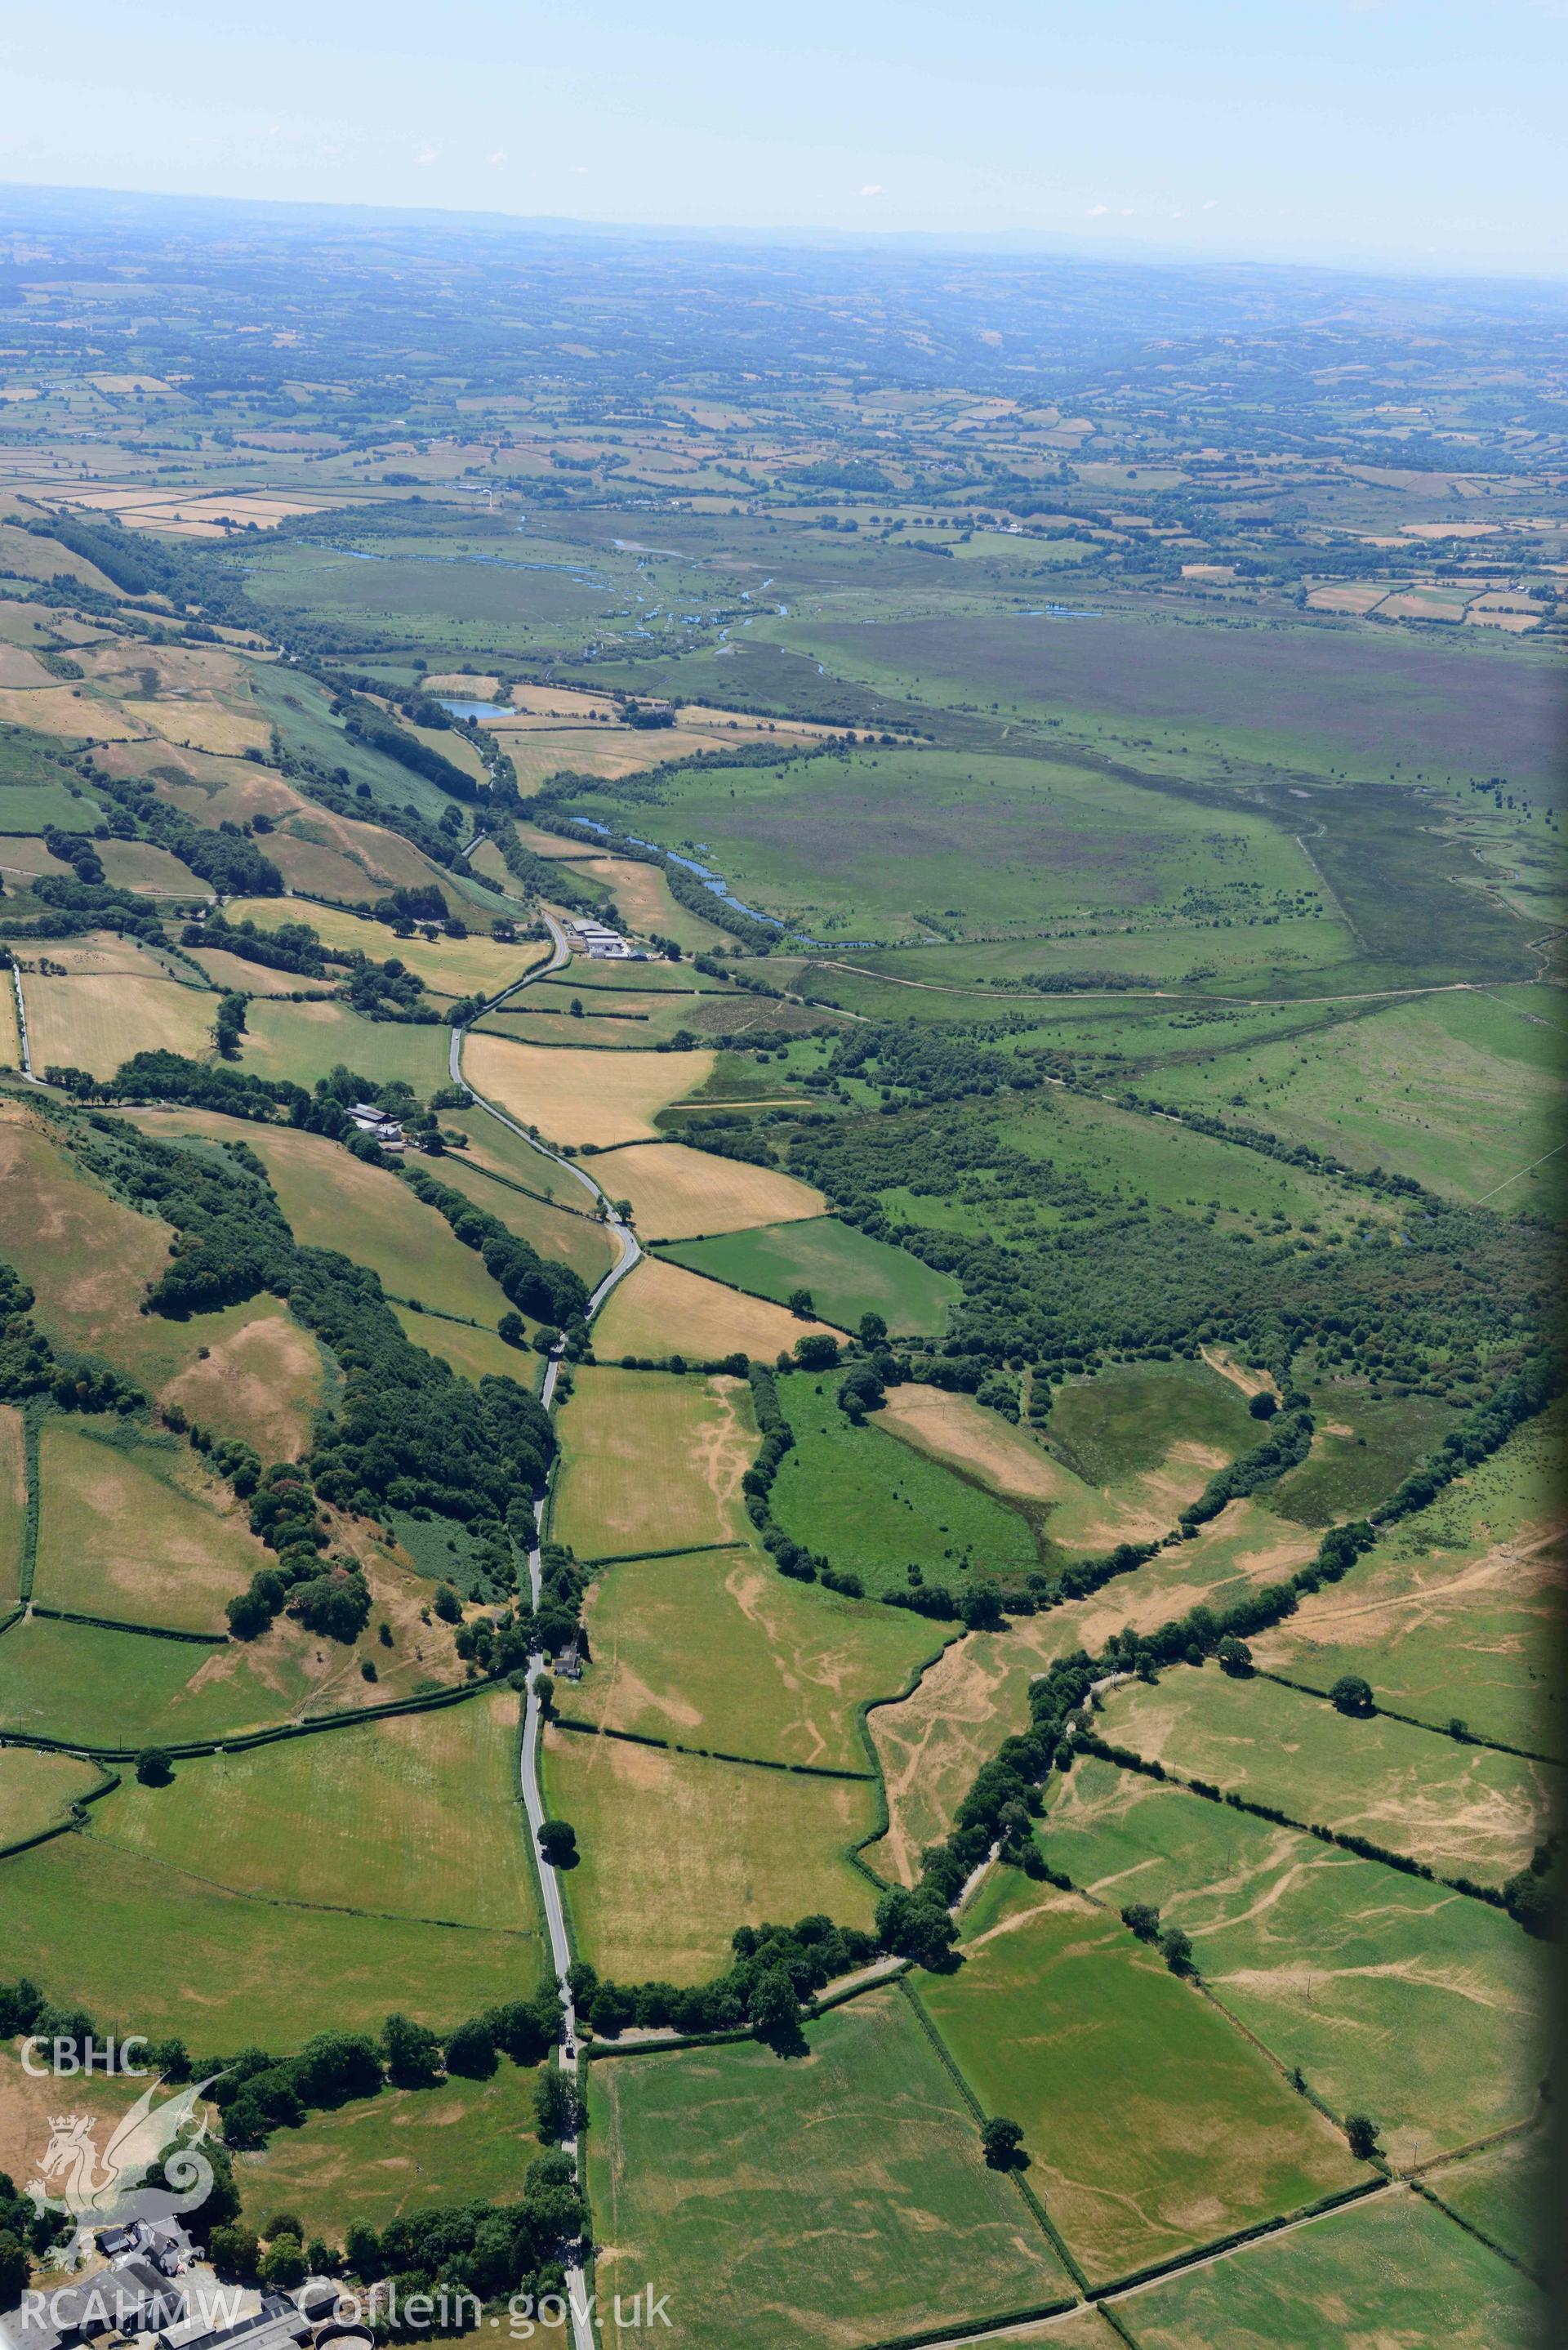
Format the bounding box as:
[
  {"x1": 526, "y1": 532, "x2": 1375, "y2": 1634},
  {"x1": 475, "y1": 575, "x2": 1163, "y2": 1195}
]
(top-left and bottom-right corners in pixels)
[
  {"x1": 0, "y1": 1830, "x2": 537, "y2": 2049},
  {"x1": 86, "y1": 1688, "x2": 538, "y2": 1933},
  {"x1": 550, "y1": 1366, "x2": 757, "y2": 1560},
  {"x1": 1045, "y1": 1358, "x2": 1262, "y2": 1489},
  {"x1": 0, "y1": 1613, "x2": 310, "y2": 1748},
  {"x1": 1098, "y1": 1665, "x2": 1555, "y2": 1888},
  {"x1": 0, "y1": 1404, "x2": 24, "y2": 1604},
  {"x1": 659, "y1": 1213, "x2": 959, "y2": 1336},
  {"x1": 572, "y1": 1544, "x2": 939, "y2": 1768},
  {"x1": 237, "y1": 2061, "x2": 545, "y2": 2237},
  {"x1": 1151, "y1": 988, "x2": 1567, "y2": 1210},
  {"x1": 572, "y1": 739, "x2": 1322, "y2": 952},
  {"x1": 586, "y1": 1987, "x2": 1076, "y2": 2350},
  {"x1": 391, "y1": 1302, "x2": 544, "y2": 1385},
  {"x1": 771, "y1": 1371, "x2": 1040, "y2": 1594},
  {"x1": 541, "y1": 1726, "x2": 876, "y2": 1984},
  {"x1": 0, "y1": 1747, "x2": 105, "y2": 1846},
  {"x1": 1423, "y1": 2128, "x2": 1550, "y2": 2273},
  {"x1": 238, "y1": 997, "x2": 452, "y2": 1095},
  {"x1": 1043, "y1": 1760, "x2": 1547, "y2": 2166},
  {"x1": 1255, "y1": 1405, "x2": 1566, "y2": 1755},
  {"x1": 920, "y1": 1875, "x2": 1361, "y2": 2285},
  {"x1": 1267, "y1": 1389, "x2": 1459, "y2": 1529},
  {"x1": 1119, "y1": 2182, "x2": 1542, "y2": 2350}
]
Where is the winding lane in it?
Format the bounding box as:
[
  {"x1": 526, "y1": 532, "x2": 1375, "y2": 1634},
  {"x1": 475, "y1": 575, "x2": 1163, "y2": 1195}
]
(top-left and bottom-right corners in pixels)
[{"x1": 449, "y1": 907, "x2": 643, "y2": 2350}]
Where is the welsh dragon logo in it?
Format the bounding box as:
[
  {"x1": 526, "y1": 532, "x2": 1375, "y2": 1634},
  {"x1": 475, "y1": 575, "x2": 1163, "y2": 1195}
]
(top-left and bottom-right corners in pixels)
[{"x1": 27, "y1": 2075, "x2": 219, "y2": 2256}]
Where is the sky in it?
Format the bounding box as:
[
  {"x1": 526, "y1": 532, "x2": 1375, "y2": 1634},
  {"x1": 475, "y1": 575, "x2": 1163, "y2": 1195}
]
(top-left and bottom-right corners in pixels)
[{"x1": 0, "y1": 0, "x2": 1562, "y2": 276}]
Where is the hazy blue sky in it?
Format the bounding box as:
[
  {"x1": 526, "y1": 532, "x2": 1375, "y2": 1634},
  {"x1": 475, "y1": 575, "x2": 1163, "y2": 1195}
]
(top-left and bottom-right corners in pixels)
[{"x1": 1, "y1": 0, "x2": 1561, "y2": 274}]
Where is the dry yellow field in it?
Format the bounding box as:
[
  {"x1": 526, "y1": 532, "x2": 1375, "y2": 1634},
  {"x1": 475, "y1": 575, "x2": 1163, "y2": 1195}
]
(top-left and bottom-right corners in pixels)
[
  {"x1": 20, "y1": 967, "x2": 216, "y2": 1076},
  {"x1": 0, "y1": 686, "x2": 137, "y2": 738},
  {"x1": 158, "y1": 1292, "x2": 324, "y2": 1463},
  {"x1": 119, "y1": 698, "x2": 271, "y2": 756},
  {"x1": 223, "y1": 895, "x2": 546, "y2": 1000},
  {"x1": 572, "y1": 856, "x2": 731, "y2": 948},
  {"x1": 0, "y1": 645, "x2": 59, "y2": 688},
  {"x1": 590, "y1": 1139, "x2": 826, "y2": 1240},
  {"x1": 0, "y1": 521, "x2": 120, "y2": 595},
  {"x1": 462, "y1": 1033, "x2": 713, "y2": 1147},
  {"x1": 34, "y1": 1420, "x2": 267, "y2": 1632},
  {"x1": 593, "y1": 1253, "x2": 835, "y2": 1362},
  {"x1": 551, "y1": 1366, "x2": 756, "y2": 1558},
  {"x1": 0, "y1": 1404, "x2": 24, "y2": 1603},
  {"x1": 541, "y1": 1728, "x2": 877, "y2": 1983},
  {"x1": 0, "y1": 836, "x2": 73, "y2": 881},
  {"x1": 424, "y1": 672, "x2": 501, "y2": 698}
]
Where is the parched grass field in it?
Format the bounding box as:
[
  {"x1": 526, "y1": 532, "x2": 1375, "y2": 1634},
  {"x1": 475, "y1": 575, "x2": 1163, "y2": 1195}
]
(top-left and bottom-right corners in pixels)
[
  {"x1": 1046, "y1": 1358, "x2": 1263, "y2": 1490},
  {"x1": 34, "y1": 1420, "x2": 268, "y2": 1632},
  {"x1": 586, "y1": 1987, "x2": 1075, "y2": 2350},
  {"x1": 591, "y1": 1139, "x2": 826, "y2": 1238},
  {"x1": 0, "y1": 1831, "x2": 537, "y2": 2049},
  {"x1": 97, "y1": 838, "x2": 212, "y2": 897},
  {"x1": 593, "y1": 1252, "x2": 836, "y2": 1362},
  {"x1": 238, "y1": 997, "x2": 452, "y2": 1094},
  {"x1": 660, "y1": 1214, "x2": 959, "y2": 1336},
  {"x1": 89, "y1": 1689, "x2": 537, "y2": 1933},
  {"x1": 865, "y1": 1502, "x2": 1334, "y2": 1886},
  {"x1": 1120, "y1": 2183, "x2": 1541, "y2": 2350},
  {"x1": 20, "y1": 964, "x2": 216, "y2": 1077},
  {"x1": 463, "y1": 1033, "x2": 714, "y2": 1147},
  {"x1": 550, "y1": 1367, "x2": 757, "y2": 1559},
  {"x1": 920, "y1": 1879, "x2": 1361, "y2": 2285},
  {"x1": 222, "y1": 895, "x2": 549, "y2": 1002},
  {"x1": 1254, "y1": 1407, "x2": 1566, "y2": 1757},
  {"x1": 157, "y1": 1290, "x2": 324, "y2": 1463},
  {"x1": 0, "y1": 1404, "x2": 24, "y2": 1603},
  {"x1": 541, "y1": 1728, "x2": 877, "y2": 1983},
  {"x1": 237, "y1": 2062, "x2": 543, "y2": 2238},
  {"x1": 1424, "y1": 2127, "x2": 1550, "y2": 2272},
  {"x1": 1097, "y1": 1666, "x2": 1554, "y2": 1888},
  {"x1": 1042, "y1": 1760, "x2": 1547, "y2": 2166},
  {"x1": 419, "y1": 1148, "x2": 614, "y2": 1286},
  {"x1": 438, "y1": 1103, "x2": 600, "y2": 1211},
  {"x1": 573, "y1": 1545, "x2": 939, "y2": 1769},
  {"x1": 0, "y1": 1747, "x2": 105, "y2": 1846},
  {"x1": 772, "y1": 1371, "x2": 1040, "y2": 1598},
  {"x1": 151, "y1": 1116, "x2": 518, "y2": 1329},
  {"x1": 568, "y1": 854, "x2": 733, "y2": 950}
]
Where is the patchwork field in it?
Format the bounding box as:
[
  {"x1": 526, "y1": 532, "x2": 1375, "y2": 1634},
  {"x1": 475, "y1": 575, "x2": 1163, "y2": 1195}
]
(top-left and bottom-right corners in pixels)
[
  {"x1": 550, "y1": 1366, "x2": 757, "y2": 1558},
  {"x1": 593, "y1": 1251, "x2": 835, "y2": 1361},
  {"x1": 1253, "y1": 1406, "x2": 1566, "y2": 1755},
  {"x1": 1120, "y1": 2182, "x2": 1541, "y2": 2350},
  {"x1": 237, "y1": 2062, "x2": 544, "y2": 2238},
  {"x1": 1097, "y1": 1666, "x2": 1555, "y2": 1888},
  {"x1": 0, "y1": 1830, "x2": 535, "y2": 2048},
  {"x1": 33, "y1": 1420, "x2": 266, "y2": 1631},
  {"x1": 1042, "y1": 1760, "x2": 1548, "y2": 2165},
  {"x1": 87, "y1": 1689, "x2": 538, "y2": 1933},
  {"x1": 572, "y1": 1544, "x2": 938, "y2": 1768},
  {"x1": 463, "y1": 1033, "x2": 714, "y2": 1146},
  {"x1": 660, "y1": 1213, "x2": 959, "y2": 1336},
  {"x1": 222, "y1": 895, "x2": 549, "y2": 1002},
  {"x1": 1424, "y1": 2127, "x2": 1550, "y2": 2272},
  {"x1": 591, "y1": 1139, "x2": 826, "y2": 1238},
  {"x1": 541, "y1": 1728, "x2": 877, "y2": 1982},
  {"x1": 424, "y1": 1147, "x2": 614, "y2": 1285},
  {"x1": 920, "y1": 1877, "x2": 1361, "y2": 2285},
  {"x1": 586, "y1": 1987, "x2": 1076, "y2": 2350}
]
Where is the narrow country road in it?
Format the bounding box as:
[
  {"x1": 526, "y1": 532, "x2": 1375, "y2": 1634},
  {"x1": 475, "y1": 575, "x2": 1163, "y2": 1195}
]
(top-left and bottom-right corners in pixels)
[{"x1": 449, "y1": 906, "x2": 643, "y2": 2350}]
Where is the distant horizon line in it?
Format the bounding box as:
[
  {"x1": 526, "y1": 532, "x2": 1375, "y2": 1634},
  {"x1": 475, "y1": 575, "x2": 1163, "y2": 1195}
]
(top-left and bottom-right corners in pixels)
[{"x1": 1, "y1": 176, "x2": 1564, "y2": 292}]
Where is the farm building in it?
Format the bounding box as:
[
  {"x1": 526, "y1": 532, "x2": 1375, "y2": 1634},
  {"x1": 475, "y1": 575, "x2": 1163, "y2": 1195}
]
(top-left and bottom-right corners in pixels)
[
  {"x1": 347, "y1": 1103, "x2": 403, "y2": 1147},
  {"x1": 564, "y1": 918, "x2": 644, "y2": 961}
]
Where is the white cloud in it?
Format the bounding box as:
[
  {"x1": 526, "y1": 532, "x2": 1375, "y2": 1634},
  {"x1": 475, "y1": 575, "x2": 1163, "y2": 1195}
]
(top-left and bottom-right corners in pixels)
[
  {"x1": 414, "y1": 146, "x2": 439, "y2": 167},
  {"x1": 1085, "y1": 203, "x2": 1108, "y2": 217},
  {"x1": 860, "y1": 183, "x2": 884, "y2": 196},
  {"x1": 1201, "y1": 199, "x2": 1218, "y2": 211},
  {"x1": 487, "y1": 150, "x2": 506, "y2": 167}
]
